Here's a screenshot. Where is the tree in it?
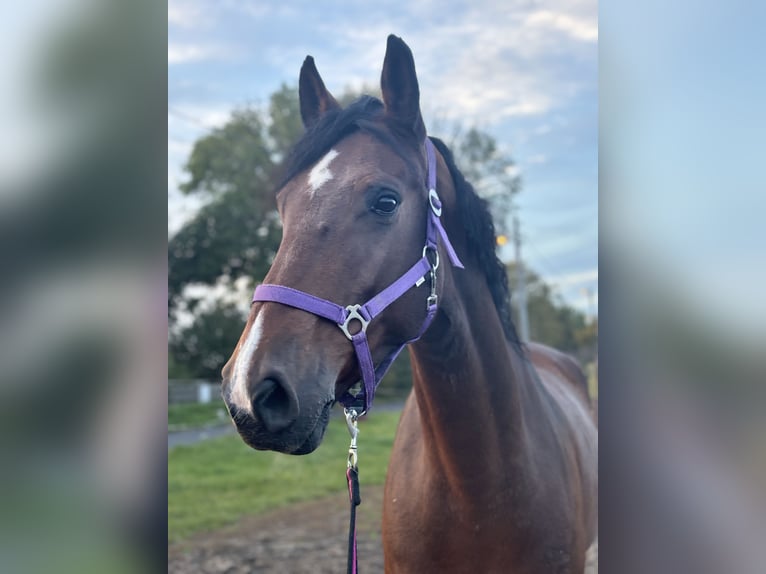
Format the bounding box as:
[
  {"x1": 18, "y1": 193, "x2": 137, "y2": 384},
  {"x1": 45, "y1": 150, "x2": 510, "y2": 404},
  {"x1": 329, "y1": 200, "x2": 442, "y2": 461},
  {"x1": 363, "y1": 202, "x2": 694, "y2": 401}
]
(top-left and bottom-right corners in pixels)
[
  {"x1": 506, "y1": 262, "x2": 597, "y2": 362},
  {"x1": 169, "y1": 302, "x2": 247, "y2": 380},
  {"x1": 265, "y1": 84, "x2": 304, "y2": 162},
  {"x1": 169, "y1": 87, "x2": 302, "y2": 316},
  {"x1": 436, "y1": 125, "x2": 521, "y2": 236},
  {"x1": 169, "y1": 84, "x2": 524, "y2": 379}
]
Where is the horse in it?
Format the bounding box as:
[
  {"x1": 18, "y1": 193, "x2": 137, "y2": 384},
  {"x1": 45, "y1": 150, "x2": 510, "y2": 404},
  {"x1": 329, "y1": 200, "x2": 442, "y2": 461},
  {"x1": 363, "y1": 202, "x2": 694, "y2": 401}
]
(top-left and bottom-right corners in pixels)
[{"x1": 221, "y1": 34, "x2": 597, "y2": 573}]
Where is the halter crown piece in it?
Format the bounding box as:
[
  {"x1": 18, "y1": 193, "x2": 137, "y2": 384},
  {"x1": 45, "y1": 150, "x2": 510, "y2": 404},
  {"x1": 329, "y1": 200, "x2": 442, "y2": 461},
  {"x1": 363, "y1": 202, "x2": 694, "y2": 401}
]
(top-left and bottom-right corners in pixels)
[{"x1": 252, "y1": 137, "x2": 464, "y2": 415}]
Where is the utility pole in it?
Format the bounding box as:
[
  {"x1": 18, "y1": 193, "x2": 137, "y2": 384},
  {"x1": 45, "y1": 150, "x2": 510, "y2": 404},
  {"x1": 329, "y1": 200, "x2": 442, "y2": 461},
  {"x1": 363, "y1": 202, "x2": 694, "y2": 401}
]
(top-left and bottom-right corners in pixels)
[
  {"x1": 580, "y1": 287, "x2": 596, "y2": 323},
  {"x1": 512, "y1": 212, "x2": 530, "y2": 342}
]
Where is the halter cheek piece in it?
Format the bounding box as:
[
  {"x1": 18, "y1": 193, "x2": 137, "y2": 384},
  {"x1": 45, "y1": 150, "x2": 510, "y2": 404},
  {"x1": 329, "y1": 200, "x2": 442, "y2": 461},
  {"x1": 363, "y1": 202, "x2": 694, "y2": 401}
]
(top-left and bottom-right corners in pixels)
[{"x1": 252, "y1": 137, "x2": 464, "y2": 415}]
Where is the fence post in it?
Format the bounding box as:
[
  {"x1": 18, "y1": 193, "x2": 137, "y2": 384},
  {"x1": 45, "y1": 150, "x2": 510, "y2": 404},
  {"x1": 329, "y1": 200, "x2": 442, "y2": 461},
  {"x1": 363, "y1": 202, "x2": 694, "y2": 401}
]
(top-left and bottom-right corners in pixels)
[{"x1": 197, "y1": 382, "x2": 212, "y2": 404}]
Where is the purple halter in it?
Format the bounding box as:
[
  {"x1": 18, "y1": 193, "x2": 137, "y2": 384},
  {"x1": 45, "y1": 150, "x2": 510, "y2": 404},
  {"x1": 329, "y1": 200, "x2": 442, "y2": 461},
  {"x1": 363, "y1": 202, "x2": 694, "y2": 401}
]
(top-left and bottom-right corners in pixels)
[{"x1": 252, "y1": 137, "x2": 464, "y2": 414}]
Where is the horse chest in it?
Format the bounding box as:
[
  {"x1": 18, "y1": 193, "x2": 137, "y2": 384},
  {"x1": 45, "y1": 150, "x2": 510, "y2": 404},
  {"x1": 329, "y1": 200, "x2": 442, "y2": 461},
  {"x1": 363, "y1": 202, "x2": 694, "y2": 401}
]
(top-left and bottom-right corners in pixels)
[
  {"x1": 384, "y1": 497, "x2": 580, "y2": 574},
  {"x1": 383, "y1": 453, "x2": 583, "y2": 573},
  {"x1": 384, "y1": 469, "x2": 525, "y2": 571}
]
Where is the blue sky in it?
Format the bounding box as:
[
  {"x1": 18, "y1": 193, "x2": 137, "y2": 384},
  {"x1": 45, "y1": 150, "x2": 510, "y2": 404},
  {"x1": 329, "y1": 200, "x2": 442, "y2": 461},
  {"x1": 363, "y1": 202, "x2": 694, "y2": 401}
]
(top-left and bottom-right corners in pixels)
[{"x1": 168, "y1": 0, "x2": 598, "y2": 316}]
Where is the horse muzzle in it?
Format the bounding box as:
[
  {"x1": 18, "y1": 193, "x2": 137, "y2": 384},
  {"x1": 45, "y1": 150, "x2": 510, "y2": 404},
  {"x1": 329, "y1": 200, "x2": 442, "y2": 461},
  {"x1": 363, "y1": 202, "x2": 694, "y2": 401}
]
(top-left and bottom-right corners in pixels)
[{"x1": 222, "y1": 375, "x2": 334, "y2": 455}]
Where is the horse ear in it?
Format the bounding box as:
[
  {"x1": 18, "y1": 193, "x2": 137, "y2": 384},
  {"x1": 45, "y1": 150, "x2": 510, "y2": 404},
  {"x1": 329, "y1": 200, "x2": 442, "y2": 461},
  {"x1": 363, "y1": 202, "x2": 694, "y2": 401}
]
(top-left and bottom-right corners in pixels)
[
  {"x1": 380, "y1": 35, "x2": 426, "y2": 141},
  {"x1": 299, "y1": 56, "x2": 340, "y2": 128}
]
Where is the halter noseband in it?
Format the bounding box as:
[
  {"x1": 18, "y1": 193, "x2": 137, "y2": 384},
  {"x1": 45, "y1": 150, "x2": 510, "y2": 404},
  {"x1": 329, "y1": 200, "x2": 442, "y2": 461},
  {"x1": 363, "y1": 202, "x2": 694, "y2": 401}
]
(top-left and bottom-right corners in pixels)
[{"x1": 252, "y1": 137, "x2": 464, "y2": 414}]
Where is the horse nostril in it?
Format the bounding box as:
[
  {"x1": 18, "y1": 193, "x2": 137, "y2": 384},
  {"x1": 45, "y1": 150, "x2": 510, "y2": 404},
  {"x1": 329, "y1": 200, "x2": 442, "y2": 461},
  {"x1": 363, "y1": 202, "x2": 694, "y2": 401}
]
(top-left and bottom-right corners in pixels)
[{"x1": 251, "y1": 377, "x2": 299, "y2": 433}]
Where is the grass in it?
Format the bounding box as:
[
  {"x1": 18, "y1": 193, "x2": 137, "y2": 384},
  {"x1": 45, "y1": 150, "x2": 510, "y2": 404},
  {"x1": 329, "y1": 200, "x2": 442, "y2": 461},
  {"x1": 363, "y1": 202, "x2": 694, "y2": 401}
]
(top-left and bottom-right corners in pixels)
[
  {"x1": 168, "y1": 402, "x2": 229, "y2": 431},
  {"x1": 168, "y1": 411, "x2": 401, "y2": 542}
]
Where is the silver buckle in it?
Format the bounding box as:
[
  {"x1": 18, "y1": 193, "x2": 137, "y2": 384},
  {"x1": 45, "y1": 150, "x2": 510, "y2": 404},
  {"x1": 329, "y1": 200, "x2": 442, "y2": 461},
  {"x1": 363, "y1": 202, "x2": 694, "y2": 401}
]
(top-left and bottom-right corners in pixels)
[
  {"x1": 428, "y1": 189, "x2": 442, "y2": 216},
  {"x1": 421, "y1": 246, "x2": 439, "y2": 309},
  {"x1": 422, "y1": 245, "x2": 440, "y2": 271},
  {"x1": 338, "y1": 304, "x2": 369, "y2": 340}
]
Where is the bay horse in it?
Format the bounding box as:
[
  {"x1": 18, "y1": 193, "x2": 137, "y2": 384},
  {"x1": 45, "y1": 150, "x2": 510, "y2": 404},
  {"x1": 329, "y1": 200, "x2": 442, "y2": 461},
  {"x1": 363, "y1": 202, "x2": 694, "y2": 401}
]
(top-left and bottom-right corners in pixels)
[{"x1": 221, "y1": 35, "x2": 597, "y2": 573}]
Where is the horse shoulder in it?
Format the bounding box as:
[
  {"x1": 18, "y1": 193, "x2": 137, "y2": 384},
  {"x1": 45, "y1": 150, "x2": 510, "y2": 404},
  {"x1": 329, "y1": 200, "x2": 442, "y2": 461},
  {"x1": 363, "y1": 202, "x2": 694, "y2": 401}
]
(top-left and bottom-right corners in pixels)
[
  {"x1": 526, "y1": 342, "x2": 593, "y2": 409},
  {"x1": 525, "y1": 342, "x2": 598, "y2": 542}
]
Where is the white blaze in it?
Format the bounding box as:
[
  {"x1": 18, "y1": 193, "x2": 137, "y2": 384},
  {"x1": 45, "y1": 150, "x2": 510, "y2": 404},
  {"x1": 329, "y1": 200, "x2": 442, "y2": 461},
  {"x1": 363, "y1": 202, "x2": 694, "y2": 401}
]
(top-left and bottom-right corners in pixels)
[
  {"x1": 308, "y1": 149, "x2": 339, "y2": 194},
  {"x1": 230, "y1": 312, "x2": 265, "y2": 413}
]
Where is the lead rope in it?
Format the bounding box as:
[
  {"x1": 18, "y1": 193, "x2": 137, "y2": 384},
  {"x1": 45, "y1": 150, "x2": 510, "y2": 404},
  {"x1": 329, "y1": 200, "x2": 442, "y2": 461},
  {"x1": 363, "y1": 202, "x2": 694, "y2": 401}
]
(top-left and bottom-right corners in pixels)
[{"x1": 345, "y1": 408, "x2": 361, "y2": 574}]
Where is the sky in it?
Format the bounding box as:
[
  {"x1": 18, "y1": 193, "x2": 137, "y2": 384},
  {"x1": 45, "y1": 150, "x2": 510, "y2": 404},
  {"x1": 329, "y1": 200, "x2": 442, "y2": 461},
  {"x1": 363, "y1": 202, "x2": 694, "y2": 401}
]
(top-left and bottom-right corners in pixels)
[{"x1": 168, "y1": 0, "x2": 598, "y2": 316}]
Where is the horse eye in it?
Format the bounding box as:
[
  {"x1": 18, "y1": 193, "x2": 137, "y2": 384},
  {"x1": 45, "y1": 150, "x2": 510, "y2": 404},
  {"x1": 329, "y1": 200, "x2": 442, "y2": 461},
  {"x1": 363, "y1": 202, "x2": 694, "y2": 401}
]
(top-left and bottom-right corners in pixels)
[{"x1": 372, "y1": 194, "x2": 400, "y2": 215}]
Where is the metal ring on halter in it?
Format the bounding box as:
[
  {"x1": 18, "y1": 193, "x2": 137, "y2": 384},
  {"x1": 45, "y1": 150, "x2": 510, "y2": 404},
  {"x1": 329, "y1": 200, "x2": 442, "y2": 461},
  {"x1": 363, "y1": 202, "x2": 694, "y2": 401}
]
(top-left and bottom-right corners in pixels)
[
  {"x1": 422, "y1": 245, "x2": 439, "y2": 271},
  {"x1": 428, "y1": 188, "x2": 442, "y2": 216},
  {"x1": 338, "y1": 304, "x2": 370, "y2": 341}
]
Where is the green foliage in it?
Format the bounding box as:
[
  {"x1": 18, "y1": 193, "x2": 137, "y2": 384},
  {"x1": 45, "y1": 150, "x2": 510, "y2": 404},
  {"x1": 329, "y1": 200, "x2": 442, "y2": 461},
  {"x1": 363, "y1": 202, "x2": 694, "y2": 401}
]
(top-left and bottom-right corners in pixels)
[
  {"x1": 267, "y1": 83, "x2": 304, "y2": 161},
  {"x1": 168, "y1": 82, "x2": 559, "y2": 379},
  {"x1": 455, "y1": 128, "x2": 506, "y2": 183},
  {"x1": 447, "y1": 126, "x2": 520, "y2": 236},
  {"x1": 169, "y1": 301, "x2": 247, "y2": 380},
  {"x1": 168, "y1": 411, "x2": 400, "y2": 541},
  {"x1": 179, "y1": 108, "x2": 273, "y2": 198},
  {"x1": 168, "y1": 402, "x2": 228, "y2": 431},
  {"x1": 168, "y1": 91, "x2": 301, "y2": 313},
  {"x1": 168, "y1": 355, "x2": 194, "y2": 379},
  {"x1": 168, "y1": 190, "x2": 282, "y2": 309},
  {"x1": 370, "y1": 352, "x2": 413, "y2": 401},
  {"x1": 506, "y1": 262, "x2": 597, "y2": 361}
]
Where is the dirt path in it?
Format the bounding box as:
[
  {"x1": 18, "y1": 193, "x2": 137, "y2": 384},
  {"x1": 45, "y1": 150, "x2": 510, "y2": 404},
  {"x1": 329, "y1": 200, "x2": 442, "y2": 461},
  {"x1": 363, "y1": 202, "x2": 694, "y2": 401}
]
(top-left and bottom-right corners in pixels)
[
  {"x1": 169, "y1": 485, "x2": 597, "y2": 573},
  {"x1": 169, "y1": 486, "x2": 386, "y2": 573}
]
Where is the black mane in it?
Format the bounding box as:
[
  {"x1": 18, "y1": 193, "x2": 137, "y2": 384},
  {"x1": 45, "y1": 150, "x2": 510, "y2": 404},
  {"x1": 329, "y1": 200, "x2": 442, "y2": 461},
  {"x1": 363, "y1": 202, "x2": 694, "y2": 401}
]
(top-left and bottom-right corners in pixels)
[
  {"x1": 277, "y1": 96, "x2": 521, "y2": 351},
  {"x1": 429, "y1": 137, "x2": 522, "y2": 353}
]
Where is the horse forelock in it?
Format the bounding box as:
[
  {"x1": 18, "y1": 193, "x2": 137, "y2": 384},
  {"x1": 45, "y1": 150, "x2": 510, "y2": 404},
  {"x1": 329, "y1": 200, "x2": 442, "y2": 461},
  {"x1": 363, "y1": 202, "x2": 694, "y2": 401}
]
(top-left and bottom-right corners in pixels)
[{"x1": 277, "y1": 95, "x2": 423, "y2": 193}]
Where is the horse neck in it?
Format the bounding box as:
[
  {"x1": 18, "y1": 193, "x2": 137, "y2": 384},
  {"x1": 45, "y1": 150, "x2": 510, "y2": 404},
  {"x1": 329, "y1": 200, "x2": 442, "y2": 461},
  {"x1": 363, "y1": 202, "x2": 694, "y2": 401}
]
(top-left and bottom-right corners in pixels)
[{"x1": 408, "y1": 268, "x2": 537, "y2": 485}]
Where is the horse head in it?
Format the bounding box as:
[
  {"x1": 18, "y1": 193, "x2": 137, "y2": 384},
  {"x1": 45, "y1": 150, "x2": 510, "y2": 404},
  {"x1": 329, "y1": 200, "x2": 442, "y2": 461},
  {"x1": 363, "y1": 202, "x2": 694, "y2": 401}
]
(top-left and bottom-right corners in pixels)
[{"x1": 221, "y1": 35, "x2": 463, "y2": 454}]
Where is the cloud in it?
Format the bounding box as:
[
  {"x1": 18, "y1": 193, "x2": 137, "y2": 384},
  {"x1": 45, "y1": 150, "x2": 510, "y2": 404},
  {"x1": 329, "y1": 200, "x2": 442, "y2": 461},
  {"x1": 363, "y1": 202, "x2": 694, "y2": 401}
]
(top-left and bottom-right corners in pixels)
[
  {"x1": 168, "y1": 43, "x2": 239, "y2": 65},
  {"x1": 168, "y1": 138, "x2": 191, "y2": 160},
  {"x1": 167, "y1": 103, "x2": 236, "y2": 235},
  {"x1": 168, "y1": 103, "x2": 233, "y2": 129},
  {"x1": 501, "y1": 101, "x2": 552, "y2": 117},
  {"x1": 309, "y1": 0, "x2": 596, "y2": 122},
  {"x1": 166, "y1": 0, "x2": 598, "y2": 309},
  {"x1": 168, "y1": 189, "x2": 205, "y2": 237},
  {"x1": 168, "y1": 0, "x2": 204, "y2": 28},
  {"x1": 524, "y1": 10, "x2": 598, "y2": 42}
]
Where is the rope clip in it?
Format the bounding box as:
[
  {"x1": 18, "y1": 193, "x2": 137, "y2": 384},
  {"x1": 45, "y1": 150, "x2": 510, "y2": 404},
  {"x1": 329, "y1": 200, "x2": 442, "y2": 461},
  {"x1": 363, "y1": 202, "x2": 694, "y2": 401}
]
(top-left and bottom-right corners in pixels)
[{"x1": 344, "y1": 408, "x2": 359, "y2": 470}]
